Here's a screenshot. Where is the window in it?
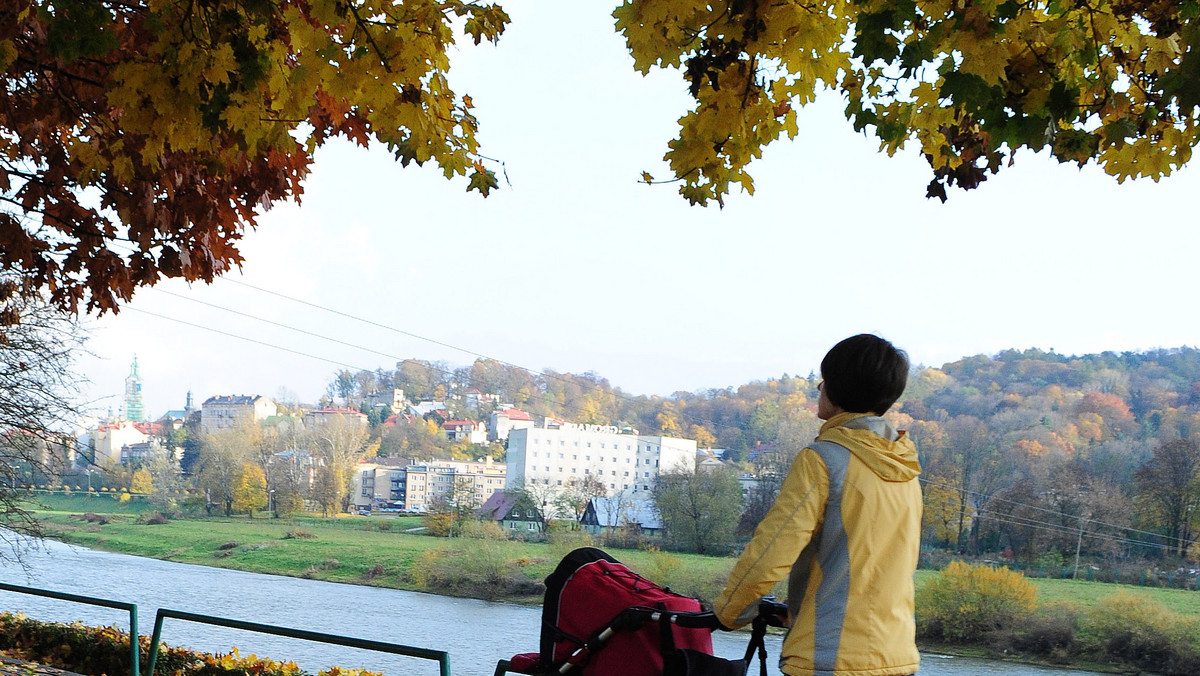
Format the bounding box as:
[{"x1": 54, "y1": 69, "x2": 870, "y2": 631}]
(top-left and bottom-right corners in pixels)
[
  {"x1": 587, "y1": 442, "x2": 592, "y2": 448},
  {"x1": 528, "y1": 523, "x2": 536, "y2": 531},
  {"x1": 623, "y1": 471, "x2": 629, "y2": 476},
  {"x1": 610, "y1": 483, "x2": 616, "y2": 489},
  {"x1": 611, "y1": 470, "x2": 617, "y2": 476},
  {"x1": 558, "y1": 467, "x2": 562, "y2": 473},
  {"x1": 584, "y1": 469, "x2": 590, "y2": 474},
  {"x1": 558, "y1": 453, "x2": 564, "y2": 459},
  {"x1": 586, "y1": 455, "x2": 590, "y2": 461},
  {"x1": 645, "y1": 459, "x2": 650, "y2": 465},
  {"x1": 626, "y1": 458, "x2": 631, "y2": 463},
  {"x1": 572, "y1": 468, "x2": 577, "y2": 473},
  {"x1": 644, "y1": 472, "x2": 650, "y2": 477},
  {"x1": 557, "y1": 480, "x2": 562, "y2": 485}
]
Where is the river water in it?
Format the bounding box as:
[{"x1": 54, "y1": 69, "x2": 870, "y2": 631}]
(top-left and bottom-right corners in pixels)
[{"x1": 0, "y1": 539, "x2": 1099, "y2": 676}]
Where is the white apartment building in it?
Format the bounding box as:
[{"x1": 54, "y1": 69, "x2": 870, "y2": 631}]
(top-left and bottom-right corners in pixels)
[{"x1": 506, "y1": 423, "x2": 696, "y2": 498}]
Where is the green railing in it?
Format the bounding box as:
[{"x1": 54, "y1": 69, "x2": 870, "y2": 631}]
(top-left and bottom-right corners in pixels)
[
  {"x1": 0, "y1": 581, "x2": 140, "y2": 676},
  {"x1": 145, "y1": 608, "x2": 452, "y2": 676}
]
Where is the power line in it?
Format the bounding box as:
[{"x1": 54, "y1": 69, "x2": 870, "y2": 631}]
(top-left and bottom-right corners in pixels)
[{"x1": 126, "y1": 307, "x2": 375, "y2": 373}]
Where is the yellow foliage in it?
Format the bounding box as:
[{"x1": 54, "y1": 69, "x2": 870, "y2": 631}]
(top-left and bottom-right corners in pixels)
[
  {"x1": 916, "y1": 561, "x2": 1037, "y2": 641},
  {"x1": 616, "y1": 0, "x2": 1200, "y2": 203}
]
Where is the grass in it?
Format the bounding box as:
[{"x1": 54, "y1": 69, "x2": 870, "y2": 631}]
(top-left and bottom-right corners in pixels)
[
  {"x1": 27, "y1": 493, "x2": 1200, "y2": 619},
  {"x1": 26, "y1": 494, "x2": 737, "y2": 602}
]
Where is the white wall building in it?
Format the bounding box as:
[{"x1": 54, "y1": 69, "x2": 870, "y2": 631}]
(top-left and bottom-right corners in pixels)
[{"x1": 506, "y1": 422, "x2": 696, "y2": 500}]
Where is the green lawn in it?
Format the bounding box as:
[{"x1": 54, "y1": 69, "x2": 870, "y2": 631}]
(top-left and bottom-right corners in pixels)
[{"x1": 27, "y1": 493, "x2": 1200, "y2": 617}]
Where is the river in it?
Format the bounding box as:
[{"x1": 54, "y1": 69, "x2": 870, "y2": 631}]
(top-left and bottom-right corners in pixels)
[{"x1": 0, "y1": 540, "x2": 1099, "y2": 676}]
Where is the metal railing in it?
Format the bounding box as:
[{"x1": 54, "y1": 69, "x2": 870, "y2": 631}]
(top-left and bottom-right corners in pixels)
[
  {"x1": 0, "y1": 581, "x2": 140, "y2": 676},
  {"x1": 0, "y1": 582, "x2": 451, "y2": 676},
  {"x1": 145, "y1": 608, "x2": 452, "y2": 676}
]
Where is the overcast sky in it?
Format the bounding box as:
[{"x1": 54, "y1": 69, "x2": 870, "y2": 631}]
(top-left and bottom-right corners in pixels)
[{"x1": 77, "y1": 2, "x2": 1200, "y2": 420}]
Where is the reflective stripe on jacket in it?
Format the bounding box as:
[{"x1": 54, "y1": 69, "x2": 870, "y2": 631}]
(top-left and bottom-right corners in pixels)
[{"x1": 714, "y1": 412, "x2": 922, "y2": 676}]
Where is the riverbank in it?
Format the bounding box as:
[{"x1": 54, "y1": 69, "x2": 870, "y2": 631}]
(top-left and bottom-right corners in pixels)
[{"x1": 23, "y1": 495, "x2": 1199, "y2": 674}]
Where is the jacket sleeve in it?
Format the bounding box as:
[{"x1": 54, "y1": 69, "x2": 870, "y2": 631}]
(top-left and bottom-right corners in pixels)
[{"x1": 714, "y1": 448, "x2": 829, "y2": 629}]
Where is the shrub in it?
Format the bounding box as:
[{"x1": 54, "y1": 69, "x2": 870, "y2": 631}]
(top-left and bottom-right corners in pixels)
[
  {"x1": 916, "y1": 560, "x2": 1037, "y2": 642},
  {"x1": 1001, "y1": 601, "x2": 1079, "y2": 663},
  {"x1": 412, "y1": 543, "x2": 543, "y2": 600},
  {"x1": 1078, "y1": 592, "x2": 1200, "y2": 676},
  {"x1": 217, "y1": 541, "x2": 239, "y2": 550},
  {"x1": 547, "y1": 529, "x2": 594, "y2": 563},
  {"x1": 460, "y1": 519, "x2": 507, "y2": 540},
  {"x1": 364, "y1": 563, "x2": 386, "y2": 579},
  {"x1": 0, "y1": 612, "x2": 382, "y2": 676},
  {"x1": 282, "y1": 528, "x2": 315, "y2": 539},
  {"x1": 146, "y1": 513, "x2": 170, "y2": 525}
]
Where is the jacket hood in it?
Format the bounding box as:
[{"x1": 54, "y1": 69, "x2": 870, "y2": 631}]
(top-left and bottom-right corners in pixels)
[{"x1": 817, "y1": 412, "x2": 920, "y2": 482}]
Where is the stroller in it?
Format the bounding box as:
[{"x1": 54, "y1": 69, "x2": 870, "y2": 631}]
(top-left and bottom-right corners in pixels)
[{"x1": 495, "y1": 548, "x2": 787, "y2": 676}]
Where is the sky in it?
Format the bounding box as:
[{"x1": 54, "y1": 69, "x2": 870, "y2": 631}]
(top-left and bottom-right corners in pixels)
[{"x1": 77, "y1": 2, "x2": 1200, "y2": 421}]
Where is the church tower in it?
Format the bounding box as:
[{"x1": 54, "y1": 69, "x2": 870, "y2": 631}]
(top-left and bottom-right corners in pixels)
[{"x1": 124, "y1": 355, "x2": 145, "y2": 422}]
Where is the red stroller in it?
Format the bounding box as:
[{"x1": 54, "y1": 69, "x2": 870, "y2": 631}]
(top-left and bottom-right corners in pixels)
[{"x1": 495, "y1": 547, "x2": 786, "y2": 676}]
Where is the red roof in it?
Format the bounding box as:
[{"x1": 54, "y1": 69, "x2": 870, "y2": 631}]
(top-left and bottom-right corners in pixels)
[
  {"x1": 133, "y1": 421, "x2": 163, "y2": 435},
  {"x1": 442, "y1": 420, "x2": 477, "y2": 429},
  {"x1": 312, "y1": 407, "x2": 366, "y2": 417},
  {"x1": 500, "y1": 408, "x2": 532, "y2": 421}
]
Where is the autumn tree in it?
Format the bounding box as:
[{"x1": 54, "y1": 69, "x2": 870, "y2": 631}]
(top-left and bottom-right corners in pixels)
[
  {"x1": 1, "y1": 0, "x2": 508, "y2": 312},
  {"x1": 232, "y1": 462, "x2": 268, "y2": 516},
  {"x1": 308, "y1": 413, "x2": 368, "y2": 514},
  {"x1": 196, "y1": 423, "x2": 261, "y2": 516},
  {"x1": 553, "y1": 473, "x2": 608, "y2": 522},
  {"x1": 1136, "y1": 439, "x2": 1200, "y2": 558},
  {"x1": 617, "y1": 0, "x2": 1200, "y2": 204},
  {"x1": 130, "y1": 467, "x2": 153, "y2": 495},
  {"x1": 653, "y1": 465, "x2": 742, "y2": 554}
]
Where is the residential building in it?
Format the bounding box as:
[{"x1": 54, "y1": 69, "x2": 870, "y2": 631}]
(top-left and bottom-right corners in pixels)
[
  {"x1": 479, "y1": 491, "x2": 544, "y2": 534},
  {"x1": 442, "y1": 419, "x2": 487, "y2": 444},
  {"x1": 350, "y1": 456, "x2": 506, "y2": 512},
  {"x1": 488, "y1": 408, "x2": 534, "y2": 442},
  {"x1": 580, "y1": 493, "x2": 662, "y2": 537},
  {"x1": 364, "y1": 388, "x2": 406, "y2": 412},
  {"x1": 305, "y1": 407, "x2": 369, "y2": 429},
  {"x1": 407, "y1": 401, "x2": 445, "y2": 418},
  {"x1": 200, "y1": 395, "x2": 277, "y2": 434},
  {"x1": 464, "y1": 389, "x2": 501, "y2": 412},
  {"x1": 90, "y1": 420, "x2": 149, "y2": 466},
  {"x1": 505, "y1": 421, "x2": 697, "y2": 503}
]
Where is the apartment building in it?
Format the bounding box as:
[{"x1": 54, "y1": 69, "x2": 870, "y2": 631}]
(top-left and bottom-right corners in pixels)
[
  {"x1": 352, "y1": 456, "x2": 506, "y2": 512},
  {"x1": 200, "y1": 395, "x2": 277, "y2": 434},
  {"x1": 505, "y1": 422, "x2": 696, "y2": 497}
]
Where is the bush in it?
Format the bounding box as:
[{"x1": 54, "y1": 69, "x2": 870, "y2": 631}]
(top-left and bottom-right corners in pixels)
[
  {"x1": 1000, "y1": 602, "x2": 1079, "y2": 663},
  {"x1": 0, "y1": 612, "x2": 382, "y2": 676},
  {"x1": 1078, "y1": 592, "x2": 1200, "y2": 676},
  {"x1": 916, "y1": 560, "x2": 1037, "y2": 642},
  {"x1": 282, "y1": 528, "x2": 315, "y2": 539},
  {"x1": 411, "y1": 543, "x2": 543, "y2": 600},
  {"x1": 146, "y1": 512, "x2": 170, "y2": 525},
  {"x1": 547, "y1": 528, "x2": 594, "y2": 563},
  {"x1": 217, "y1": 541, "x2": 239, "y2": 550}
]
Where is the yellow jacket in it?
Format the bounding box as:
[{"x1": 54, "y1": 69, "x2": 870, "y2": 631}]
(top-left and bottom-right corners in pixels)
[{"x1": 714, "y1": 413, "x2": 922, "y2": 676}]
